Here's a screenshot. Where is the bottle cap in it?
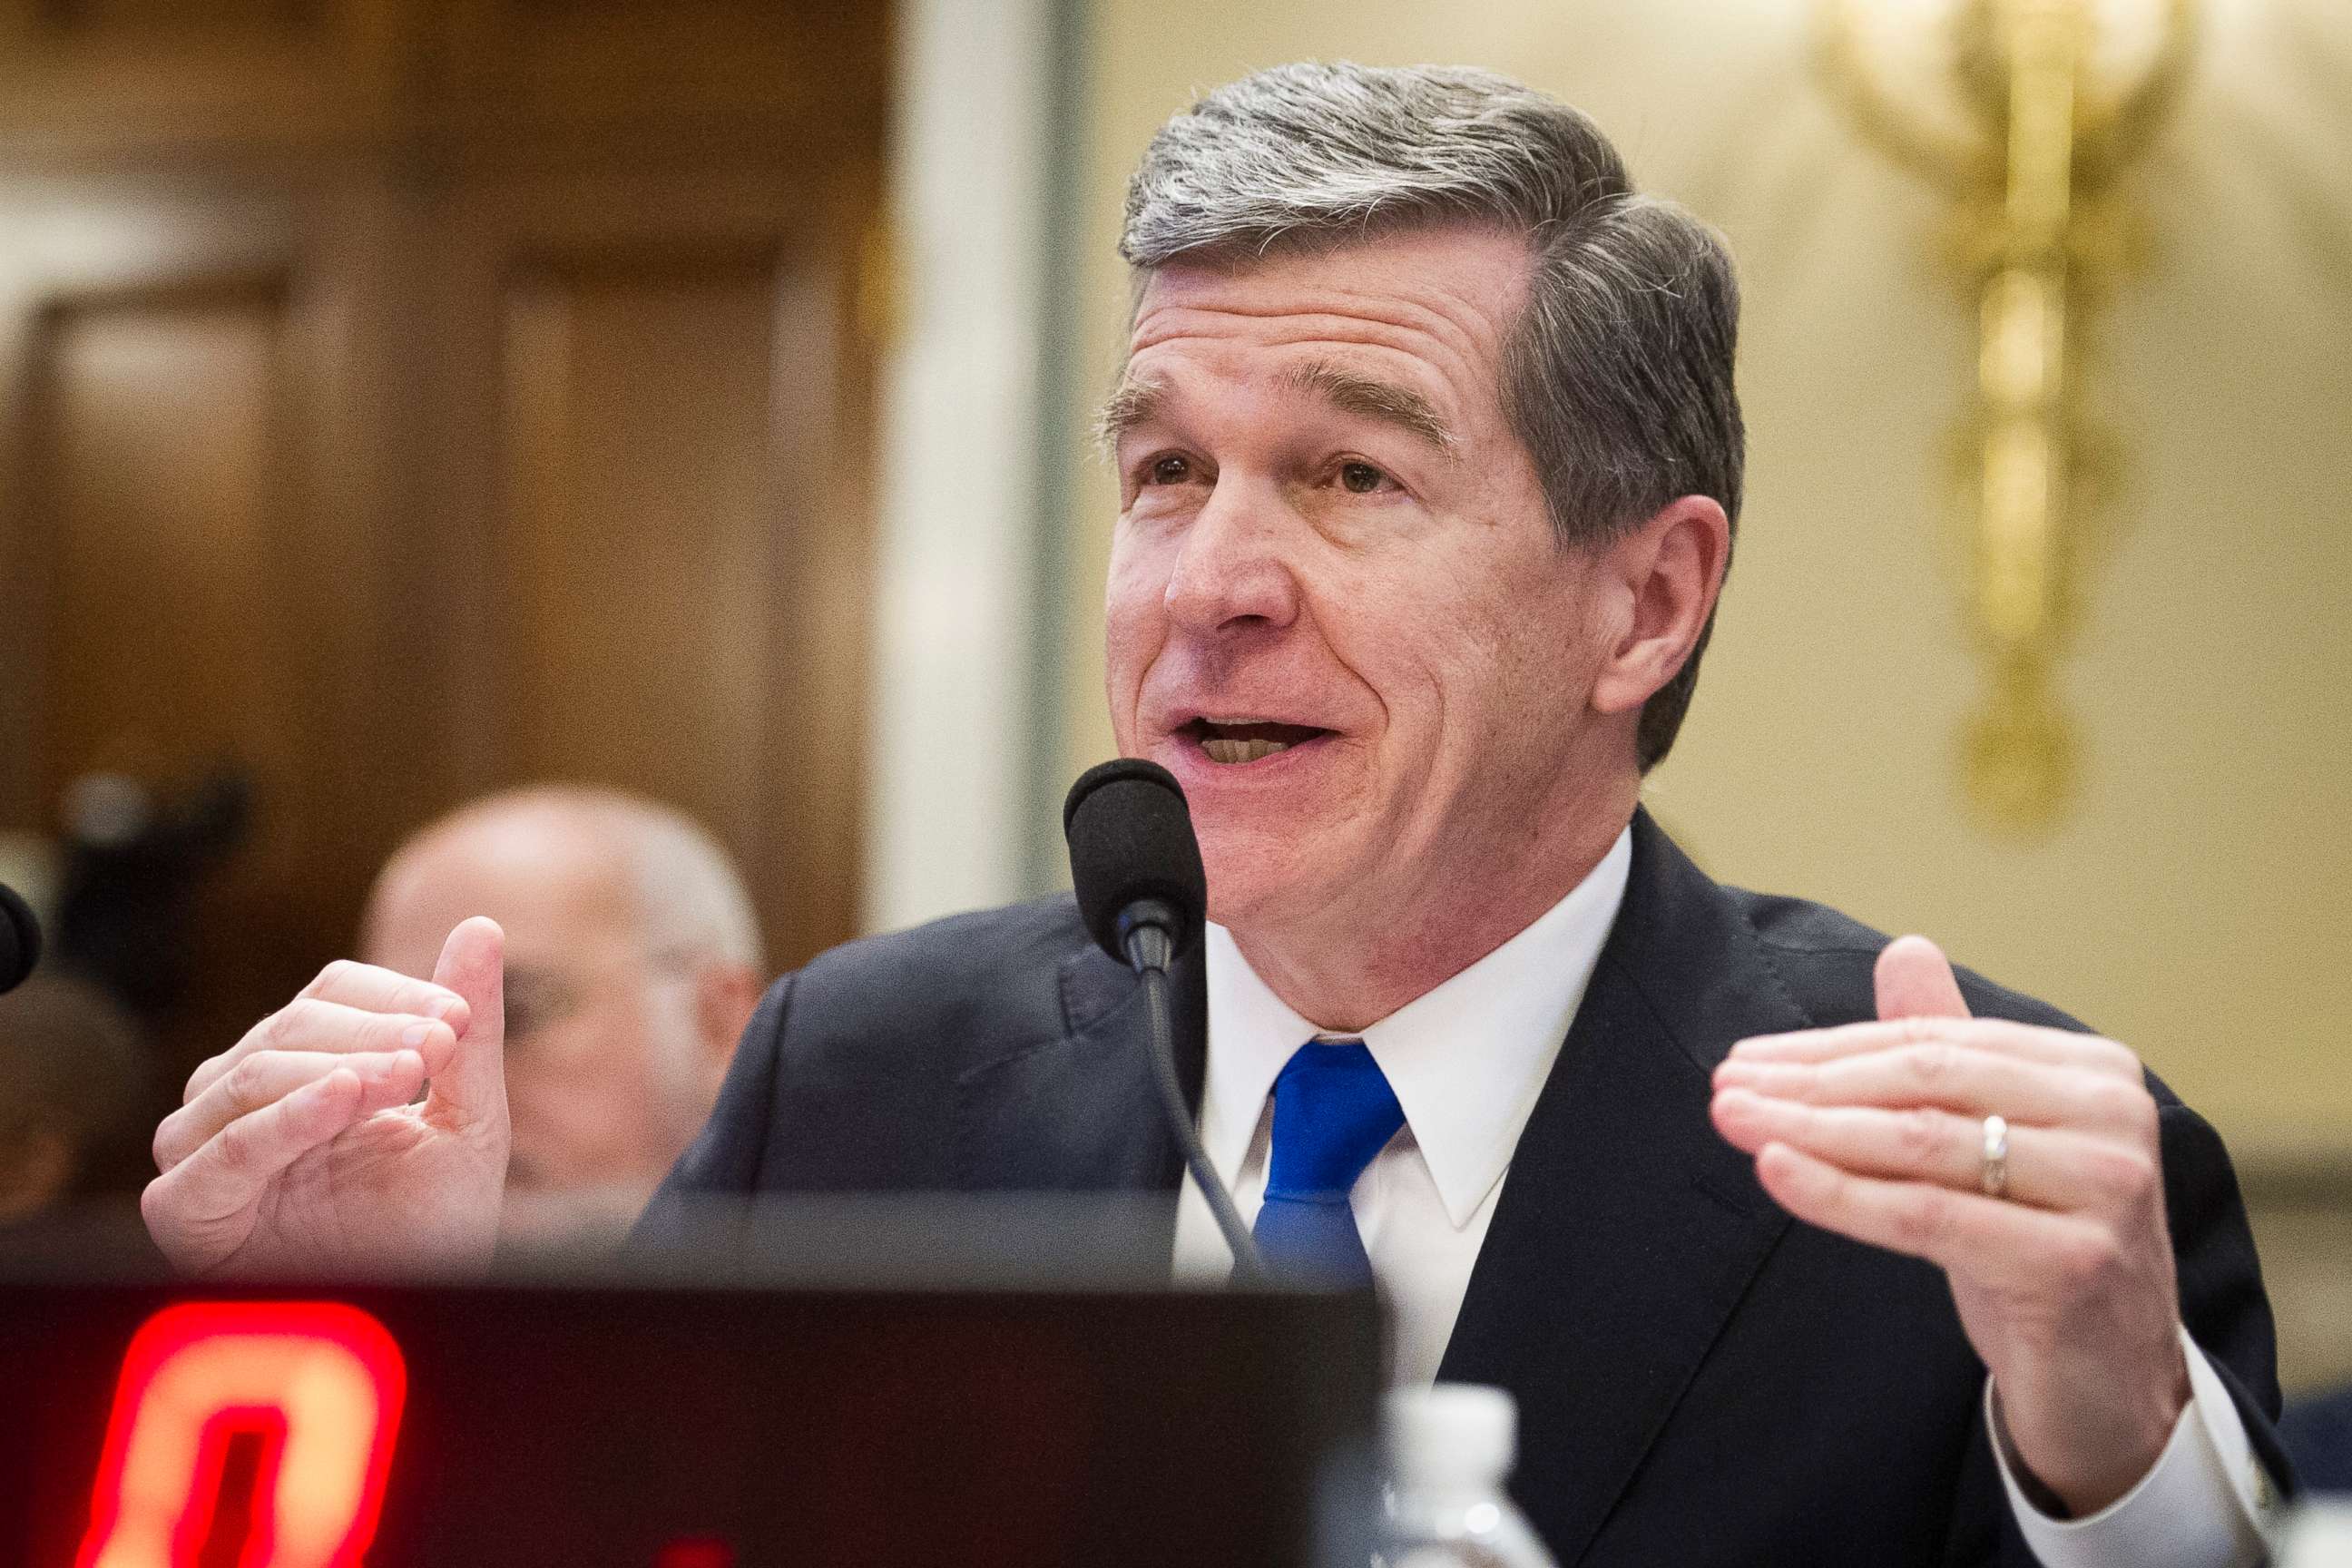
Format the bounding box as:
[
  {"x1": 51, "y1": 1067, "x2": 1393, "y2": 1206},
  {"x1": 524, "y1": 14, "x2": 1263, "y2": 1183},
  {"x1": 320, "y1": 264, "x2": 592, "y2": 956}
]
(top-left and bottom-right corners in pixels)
[
  {"x1": 1384, "y1": 1382, "x2": 1516, "y2": 1490},
  {"x1": 2277, "y1": 1501, "x2": 2352, "y2": 1567}
]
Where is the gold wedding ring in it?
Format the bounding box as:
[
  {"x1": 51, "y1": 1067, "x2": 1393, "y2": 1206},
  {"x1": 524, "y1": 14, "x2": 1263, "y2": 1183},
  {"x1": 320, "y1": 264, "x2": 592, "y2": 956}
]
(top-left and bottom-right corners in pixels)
[{"x1": 1980, "y1": 1114, "x2": 2010, "y2": 1199}]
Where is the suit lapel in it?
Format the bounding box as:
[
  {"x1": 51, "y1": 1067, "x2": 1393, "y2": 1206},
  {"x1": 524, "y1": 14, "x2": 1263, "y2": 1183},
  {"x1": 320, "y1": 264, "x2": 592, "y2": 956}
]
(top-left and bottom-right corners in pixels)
[
  {"x1": 953, "y1": 926, "x2": 1203, "y2": 1220},
  {"x1": 1436, "y1": 811, "x2": 1811, "y2": 1565}
]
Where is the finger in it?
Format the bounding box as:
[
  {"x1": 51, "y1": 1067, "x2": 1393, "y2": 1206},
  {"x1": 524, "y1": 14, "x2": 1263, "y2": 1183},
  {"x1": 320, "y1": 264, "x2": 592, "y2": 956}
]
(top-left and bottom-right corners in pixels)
[
  {"x1": 1728, "y1": 1016, "x2": 2140, "y2": 1078},
  {"x1": 1712, "y1": 1089, "x2": 2156, "y2": 1213},
  {"x1": 187, "y1": 999, "x2": 461, "y2": 1102},
  {"x1": 1753, "y1": 1139, "x2": 2102, "y2": 1287},
  {"x1": 424, "y1": 916, "x2": 506, "y2": 1131},
  {"x1": 297, "y1": 958, "x2": 471, "y2": 1034},
  {"x1": 1713, "y1": 1044, "x2": 2150, "y2": 1134},
  {"x1": 157, "y1": 1048, "x2": 427, "y2": 1173},
  {"x1": 1876, "y1": 935, "x2": 1971, "y2": 1022},
  {"x1": 144, "y1": 1068, "x2": 376, "y2": 1243}
]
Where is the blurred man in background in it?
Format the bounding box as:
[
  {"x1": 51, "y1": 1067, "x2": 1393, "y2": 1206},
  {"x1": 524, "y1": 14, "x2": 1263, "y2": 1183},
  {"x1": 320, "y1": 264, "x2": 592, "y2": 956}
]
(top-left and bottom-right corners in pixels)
[
  {"x1": 358, "y1": 787, "x2": 766, "y2": 1248},
  {"x1": 0, "y1": 975, "x2": 153, "y2": 1228}
]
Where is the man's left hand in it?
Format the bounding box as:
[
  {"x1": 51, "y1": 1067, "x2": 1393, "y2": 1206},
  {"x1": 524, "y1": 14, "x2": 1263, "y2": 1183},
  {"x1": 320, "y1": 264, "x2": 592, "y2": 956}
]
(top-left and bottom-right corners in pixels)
[{"x1": 1710, "y1": 936, "x2": 2190, "y2": 1517}]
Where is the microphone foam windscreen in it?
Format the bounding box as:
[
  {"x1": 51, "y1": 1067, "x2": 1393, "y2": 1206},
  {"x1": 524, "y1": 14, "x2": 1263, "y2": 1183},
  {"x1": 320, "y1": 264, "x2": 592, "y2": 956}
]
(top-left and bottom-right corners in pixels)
[
  {"x1": 1063, "y1": 759, "x2": 1209, "y2": 965},
  {"x1": 0, "y1": 882, "x2": 41, "y2": 995}
]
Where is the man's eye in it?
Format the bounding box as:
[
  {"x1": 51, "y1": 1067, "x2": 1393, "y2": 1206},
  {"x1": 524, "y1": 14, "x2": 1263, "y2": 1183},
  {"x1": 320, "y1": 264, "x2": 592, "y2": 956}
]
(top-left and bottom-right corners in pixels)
[
  {"x1": 1147, "y1": 454, "x2": 1191, "y2": 485},
  {"x1": 1338, "y1": 461, "x2": 1391, "y2": 495},
  {"x1": 500, "y1": 974, "x2": 571, "y2": 1045}
]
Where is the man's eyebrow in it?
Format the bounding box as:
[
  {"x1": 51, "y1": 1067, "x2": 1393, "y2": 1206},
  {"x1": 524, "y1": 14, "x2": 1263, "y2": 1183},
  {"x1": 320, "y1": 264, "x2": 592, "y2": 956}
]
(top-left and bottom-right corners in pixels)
[
  {"x1": 1092, "y1": 360, "x2": 1460, "y2": 459},
  {"x1": 1093, "y1": 374, "x2": 1168, "y2": 456},
  {"x1": 1281, "y1": 359, "x2": 1457, "y2": 456}
]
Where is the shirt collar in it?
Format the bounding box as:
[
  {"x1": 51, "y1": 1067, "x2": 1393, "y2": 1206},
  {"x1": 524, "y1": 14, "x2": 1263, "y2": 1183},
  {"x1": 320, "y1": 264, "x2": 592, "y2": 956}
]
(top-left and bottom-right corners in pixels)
[{"x1": 1201, "y1": 825, "x2": 1634, "y2": 1228}]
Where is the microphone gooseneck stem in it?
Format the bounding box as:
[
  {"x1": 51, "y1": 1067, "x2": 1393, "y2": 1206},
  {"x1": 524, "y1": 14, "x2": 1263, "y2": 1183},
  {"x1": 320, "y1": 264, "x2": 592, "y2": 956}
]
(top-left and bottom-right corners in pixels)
[{"x1": 1134, "y1": 946, "x2": 1267, "y2": 1283}]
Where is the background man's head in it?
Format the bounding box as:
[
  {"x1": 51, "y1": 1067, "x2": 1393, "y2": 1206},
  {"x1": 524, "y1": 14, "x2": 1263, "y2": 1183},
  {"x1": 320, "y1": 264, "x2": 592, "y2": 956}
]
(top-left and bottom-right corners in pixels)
[
  {"x1": 359, "y1": 787, "x2": 766, "y2": 1242},
  {"x1": 1101, "y1": 64, "x2": 1742, "y2": 962}
]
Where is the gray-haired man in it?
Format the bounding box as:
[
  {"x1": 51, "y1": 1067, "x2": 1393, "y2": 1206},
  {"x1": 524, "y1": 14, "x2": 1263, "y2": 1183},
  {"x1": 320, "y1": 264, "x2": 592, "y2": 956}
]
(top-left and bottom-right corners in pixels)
[{"x1": 142, "y1": 64, "x2": 2287, "y2": 1565}]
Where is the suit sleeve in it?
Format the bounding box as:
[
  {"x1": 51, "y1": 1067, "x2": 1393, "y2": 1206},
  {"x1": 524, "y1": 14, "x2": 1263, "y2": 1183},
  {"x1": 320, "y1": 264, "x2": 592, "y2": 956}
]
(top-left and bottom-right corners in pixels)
[
  {"x1": 631, "y1": 972, "x2": 796, "y2": 1250},
  {"x1": 2157, "y1": 1096, "x2": 2298, "y2": 1495}
]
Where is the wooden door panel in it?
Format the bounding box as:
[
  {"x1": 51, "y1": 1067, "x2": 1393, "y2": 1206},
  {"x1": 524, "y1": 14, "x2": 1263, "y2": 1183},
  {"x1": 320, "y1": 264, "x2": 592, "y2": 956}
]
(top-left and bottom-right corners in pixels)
[
  {"x1": 495, "y1": 254, "x2": 782, "y2": 888},
  {"x1": 18, "y1": 279, "x2": 345, "y2": 1067},
  {"x1": 40, "y1": 288, "x2": 304, "y2": 805},
  {"x1": 0, "y1": 176, "x2": 419, "y2": 1079},
  {"x1": 429, "y1": 163, "x2": 877, "y2": 974}
]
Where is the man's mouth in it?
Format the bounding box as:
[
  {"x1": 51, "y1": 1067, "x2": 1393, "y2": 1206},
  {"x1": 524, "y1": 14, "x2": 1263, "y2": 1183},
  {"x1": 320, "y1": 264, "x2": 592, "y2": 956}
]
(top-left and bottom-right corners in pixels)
[{"x1": 1181, "y1": 717, "x2": 1332, "y2": 765}]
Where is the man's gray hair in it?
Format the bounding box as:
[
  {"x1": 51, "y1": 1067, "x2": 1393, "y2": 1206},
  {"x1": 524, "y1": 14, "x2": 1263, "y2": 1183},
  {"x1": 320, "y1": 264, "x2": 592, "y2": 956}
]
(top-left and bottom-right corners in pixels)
[{"x1": 1121, "y1": 62, "x2": 1744, "y2": 771}]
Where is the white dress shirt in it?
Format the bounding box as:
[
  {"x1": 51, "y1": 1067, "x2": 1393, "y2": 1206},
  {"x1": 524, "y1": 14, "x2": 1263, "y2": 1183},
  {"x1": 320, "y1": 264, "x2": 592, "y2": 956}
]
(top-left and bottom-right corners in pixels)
[{"x1": 1171, "y1": 824, "x2": 2275, "y2": 1567}]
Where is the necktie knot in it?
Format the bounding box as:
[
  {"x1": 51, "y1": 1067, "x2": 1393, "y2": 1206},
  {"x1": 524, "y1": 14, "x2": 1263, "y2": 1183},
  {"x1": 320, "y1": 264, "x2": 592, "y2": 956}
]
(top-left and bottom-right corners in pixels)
[{"x1": 1253, "y1": 1040, "x2": 1404, "y2": 1286}]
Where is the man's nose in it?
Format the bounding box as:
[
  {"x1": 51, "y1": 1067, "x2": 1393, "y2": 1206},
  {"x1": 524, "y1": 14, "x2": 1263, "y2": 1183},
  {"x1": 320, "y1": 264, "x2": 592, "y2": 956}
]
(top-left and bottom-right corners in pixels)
[{"x1": 1162, "y1": 477, "x2": 1301, "y2": 639}]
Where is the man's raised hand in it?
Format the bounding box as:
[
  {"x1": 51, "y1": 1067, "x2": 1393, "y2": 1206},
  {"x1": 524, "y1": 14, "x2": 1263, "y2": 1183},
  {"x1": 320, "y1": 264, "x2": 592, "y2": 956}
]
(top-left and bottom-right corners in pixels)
[
  {"x1": 1709, "y1": 935, "x2": 2190, "y2": 1517},
  {"x1": 142, "y1": 917, "x2": 511, "y2": 1277}
]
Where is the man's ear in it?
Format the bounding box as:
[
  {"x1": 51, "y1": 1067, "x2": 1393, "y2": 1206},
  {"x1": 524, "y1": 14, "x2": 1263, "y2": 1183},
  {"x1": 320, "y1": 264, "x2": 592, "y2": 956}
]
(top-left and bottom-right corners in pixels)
[
  {"x1": 1589, "y1": 494, "x2": 1730, "y2": 719},
  {"x1": 692, "y1": 962, "x2": 764, "y2": 1072}
]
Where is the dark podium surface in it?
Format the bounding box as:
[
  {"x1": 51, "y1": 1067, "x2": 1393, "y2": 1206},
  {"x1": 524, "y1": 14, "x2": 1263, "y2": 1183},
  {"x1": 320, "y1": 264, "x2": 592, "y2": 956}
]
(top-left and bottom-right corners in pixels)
[{"x1": 0, "y1": 1201, "x2": 1383, "y2": 1568}]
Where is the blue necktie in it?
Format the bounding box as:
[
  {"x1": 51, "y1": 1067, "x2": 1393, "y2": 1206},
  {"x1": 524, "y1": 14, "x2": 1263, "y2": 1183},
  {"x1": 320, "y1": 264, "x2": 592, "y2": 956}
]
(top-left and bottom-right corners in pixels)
[{"x1": 1251, "y1": 1040, "x2": 1405, "y2": 1288}]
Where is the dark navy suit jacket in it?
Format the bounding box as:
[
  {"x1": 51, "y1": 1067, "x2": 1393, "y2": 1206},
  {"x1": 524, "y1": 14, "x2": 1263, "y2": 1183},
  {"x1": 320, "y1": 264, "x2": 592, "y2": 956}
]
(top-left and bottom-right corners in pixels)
[{"x1": 644, "y1": 810, "x2": 2291, "y2": 1565}]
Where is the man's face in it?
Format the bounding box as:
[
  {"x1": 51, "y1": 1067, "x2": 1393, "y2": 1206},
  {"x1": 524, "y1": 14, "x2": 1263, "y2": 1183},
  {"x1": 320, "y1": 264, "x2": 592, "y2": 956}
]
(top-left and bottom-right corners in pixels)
[
  {"x1": 1103, "y1": 224, "x2": 1624, "y2": 939},
  {"x1": 361, "y1": 814, "x2": 705, "y2": 1233}
]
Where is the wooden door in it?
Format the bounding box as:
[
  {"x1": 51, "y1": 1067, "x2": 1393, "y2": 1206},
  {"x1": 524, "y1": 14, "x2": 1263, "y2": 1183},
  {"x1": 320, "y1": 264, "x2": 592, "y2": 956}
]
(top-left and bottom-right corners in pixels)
[{"x1": 0, "y1": 0, "x2": 887, "y2": 1083}]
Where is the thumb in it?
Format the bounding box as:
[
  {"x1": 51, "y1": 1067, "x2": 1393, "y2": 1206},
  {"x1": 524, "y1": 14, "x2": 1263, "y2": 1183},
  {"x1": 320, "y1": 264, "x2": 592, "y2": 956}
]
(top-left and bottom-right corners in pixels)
[
  {"x1": 426, "y1": 916, "x2": 508, "y2": 1131},
  {"x1": 1875, "y1": 934, "x2": 1972, "y2": 1022}
]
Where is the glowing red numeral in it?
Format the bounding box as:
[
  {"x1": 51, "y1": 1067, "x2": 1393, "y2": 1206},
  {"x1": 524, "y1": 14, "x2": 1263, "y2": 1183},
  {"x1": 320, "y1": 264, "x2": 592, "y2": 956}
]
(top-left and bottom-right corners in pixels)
[{"x1": 74, "y1": 1301, "x2": 407, "y2": 1568}]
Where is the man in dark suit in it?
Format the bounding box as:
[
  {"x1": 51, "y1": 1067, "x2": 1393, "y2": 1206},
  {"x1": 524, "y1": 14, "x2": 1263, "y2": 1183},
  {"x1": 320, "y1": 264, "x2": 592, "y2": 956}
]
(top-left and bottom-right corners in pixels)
[
  {"x1": 143, "y1": 61, "x2": 2288, "y2": 1566},
  {"x1": 638, "y1": 808, "x2": 2290, "y2": 1565}
]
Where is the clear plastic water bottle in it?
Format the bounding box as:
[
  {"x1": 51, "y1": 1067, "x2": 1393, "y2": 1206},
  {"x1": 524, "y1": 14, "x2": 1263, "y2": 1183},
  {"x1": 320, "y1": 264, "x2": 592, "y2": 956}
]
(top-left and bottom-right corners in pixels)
[
  {"x1": 1376, "y1": 1383, "x2": 1559, "y2": 1568},
  {"x1": 2276, "y1": 1499, "x2": 2352, "y2": 1567}
]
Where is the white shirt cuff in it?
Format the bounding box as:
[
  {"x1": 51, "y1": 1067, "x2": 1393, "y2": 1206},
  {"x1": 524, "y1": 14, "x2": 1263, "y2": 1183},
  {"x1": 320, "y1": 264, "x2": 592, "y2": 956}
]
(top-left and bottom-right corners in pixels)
[{"x1": 1987, "y1": 1326, "x2": 2278, "y2": 1568}]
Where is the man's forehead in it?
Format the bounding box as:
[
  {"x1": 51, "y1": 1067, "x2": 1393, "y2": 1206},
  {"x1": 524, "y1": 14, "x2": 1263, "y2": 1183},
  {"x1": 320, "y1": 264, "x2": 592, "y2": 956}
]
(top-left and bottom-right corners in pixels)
[
  {"x1": 1129, "y1": 222, "x2": 1531, "y2": 327},
  {"x1": 1113, "y1": 228, "x2": 1526, "y2": 424},
  {"x1": 364, "y1": 814, "x2": 638, "y2": 954}
]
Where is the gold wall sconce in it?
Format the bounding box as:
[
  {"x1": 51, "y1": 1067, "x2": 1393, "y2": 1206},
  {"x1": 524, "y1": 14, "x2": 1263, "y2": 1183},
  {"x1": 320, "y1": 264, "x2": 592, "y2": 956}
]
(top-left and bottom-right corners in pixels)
[{"x1": 1818, "y1": 0, "x2": 2196, "y2": 832}]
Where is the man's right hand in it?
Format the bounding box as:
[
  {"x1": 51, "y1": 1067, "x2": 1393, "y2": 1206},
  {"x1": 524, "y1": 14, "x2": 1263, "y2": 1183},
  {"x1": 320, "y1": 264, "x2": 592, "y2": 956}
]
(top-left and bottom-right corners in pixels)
[{"x1": 142, "y1": 917, "x2": 511, "y2": 1277}]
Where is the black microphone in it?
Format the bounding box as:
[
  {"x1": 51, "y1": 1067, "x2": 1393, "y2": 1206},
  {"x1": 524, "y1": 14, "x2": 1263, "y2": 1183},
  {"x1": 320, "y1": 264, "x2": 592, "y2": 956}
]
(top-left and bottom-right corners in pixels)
[
  {"x1": 1064, "y1": 758, "x2": 1209, "y2": 971},
  {"x1": 1063, "y1": 760, "x2": 1266, "y2": 1281},
  {"x1": 0, "y1": 882, "x2": 41, "y2": 995}
]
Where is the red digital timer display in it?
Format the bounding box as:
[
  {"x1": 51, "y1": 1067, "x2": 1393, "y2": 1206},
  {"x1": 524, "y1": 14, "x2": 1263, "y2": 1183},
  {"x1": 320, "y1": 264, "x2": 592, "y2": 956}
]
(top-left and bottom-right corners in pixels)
[
  {"x1": 0, "y1": 1276, "x2": 1368, "y2": 1568},
  {"x1": 62, "y1": 1303, "x2": 743, "y2": 1568},
  {"x1": 73, "y1": 1303, "x2": 405, "y2": 1568}
]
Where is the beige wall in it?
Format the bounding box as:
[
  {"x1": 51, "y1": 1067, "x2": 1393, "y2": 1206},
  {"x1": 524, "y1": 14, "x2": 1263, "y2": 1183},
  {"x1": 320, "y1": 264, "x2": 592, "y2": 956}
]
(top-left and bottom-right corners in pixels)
[{"x1": 1052, "y1": 1, "x2": 2352, "y2": 1175}]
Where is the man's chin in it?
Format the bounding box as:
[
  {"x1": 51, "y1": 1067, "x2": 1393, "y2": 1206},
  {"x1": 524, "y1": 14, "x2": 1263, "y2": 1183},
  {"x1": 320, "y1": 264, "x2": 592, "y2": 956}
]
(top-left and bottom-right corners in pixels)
[{"x1": 1199, "y1": 837, "x2": 1326, "y2": 937}]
